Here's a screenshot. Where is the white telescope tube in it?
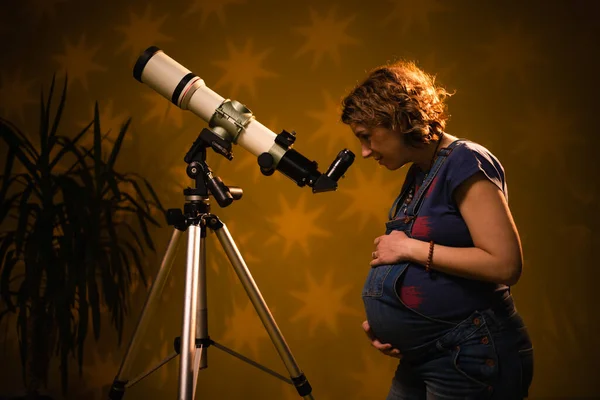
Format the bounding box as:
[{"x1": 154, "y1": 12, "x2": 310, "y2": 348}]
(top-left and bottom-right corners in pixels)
[
  {"x1": 134, "y1": 46, "x2": 276, "y2": 157},
  {"x1": 134, "y1": 46, "x2": 355, "y2": 193}
]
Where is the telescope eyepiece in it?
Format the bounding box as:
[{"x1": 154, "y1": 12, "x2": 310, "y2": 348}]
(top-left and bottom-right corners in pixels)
[{"x1": 325, "y1": 149, "x2": 355, "y2": 181}]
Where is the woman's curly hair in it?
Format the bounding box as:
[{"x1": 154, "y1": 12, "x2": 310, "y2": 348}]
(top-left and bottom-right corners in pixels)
[{"x1": 341, "y1": 60, "x2": 452, "y2": 146}]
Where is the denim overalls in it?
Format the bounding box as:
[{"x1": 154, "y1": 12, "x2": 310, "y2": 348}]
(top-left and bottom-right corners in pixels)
[{"x1": 362, "y1": 140, "x2": 534, "y2": 399}]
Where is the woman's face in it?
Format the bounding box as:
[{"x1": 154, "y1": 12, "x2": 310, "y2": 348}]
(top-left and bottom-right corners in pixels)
[{"x1": 351, "y1": 124, "x2": 410, "y2": 170}]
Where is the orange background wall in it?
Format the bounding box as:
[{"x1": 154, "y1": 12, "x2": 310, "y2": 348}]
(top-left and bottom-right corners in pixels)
[{"x1": 1, "y1": 0, "x2": 599, "y2": 399}]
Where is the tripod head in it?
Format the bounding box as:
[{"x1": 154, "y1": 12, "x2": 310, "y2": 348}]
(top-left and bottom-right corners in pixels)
[
  {"x1": 183, "y1": 127, "x2": 243, "y2": 206},
  {"x1": 166, "y1": 128, "x2": 242, "y2": 230}
]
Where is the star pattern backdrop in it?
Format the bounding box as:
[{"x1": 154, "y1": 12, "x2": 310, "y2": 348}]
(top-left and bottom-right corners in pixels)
[{"x1": 1, "y1": 0, "x2": 599, "y2": 399}]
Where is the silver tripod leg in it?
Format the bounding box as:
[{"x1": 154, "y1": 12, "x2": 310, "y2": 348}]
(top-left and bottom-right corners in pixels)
[
  {"x1": 178, "y1": 223, "x2": 203, "y2": 400},
  {"x1": 214, "y1": 221, "x2": 314, "y2": 400},
  {"x1": 193, "y1": 226, "x2": 208, "y2": 396},
  {"x1": 109, "y1": 218, "x2": 313, "y2": 399},
  {"x1": 110, "y1": 229, "x2": 183, "y2": 398}
]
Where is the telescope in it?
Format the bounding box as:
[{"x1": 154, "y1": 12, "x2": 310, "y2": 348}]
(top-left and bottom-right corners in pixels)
[
  {"x1": 133, "y1": 46, "x2": 355, "y2": 193},
  {"x1": 109, "y1": 46, "x2": 351, "y2": 400}
]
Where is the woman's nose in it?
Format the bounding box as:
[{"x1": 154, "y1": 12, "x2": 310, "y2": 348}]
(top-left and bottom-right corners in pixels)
[{"x1": 361, "y1": 145, "x2": 372, "y2": 158}]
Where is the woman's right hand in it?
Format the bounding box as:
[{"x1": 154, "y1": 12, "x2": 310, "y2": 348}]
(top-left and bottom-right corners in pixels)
[{"x1": 362, "y1": 320, "x2": 403, "y2": 359}]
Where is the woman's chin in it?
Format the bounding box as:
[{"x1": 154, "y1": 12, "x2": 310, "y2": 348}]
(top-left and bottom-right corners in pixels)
[
  {"x1": 375, "y1": 158, "x2": 404, "y2": 170},
  {"x1": 383, "y1": 161, "x2": 405, "y2": 170}
]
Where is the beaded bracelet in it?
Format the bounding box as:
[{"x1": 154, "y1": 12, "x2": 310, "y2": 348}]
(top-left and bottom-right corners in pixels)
[{"x1": 425, "y1": 240, "x2": 434, "y2": 272}]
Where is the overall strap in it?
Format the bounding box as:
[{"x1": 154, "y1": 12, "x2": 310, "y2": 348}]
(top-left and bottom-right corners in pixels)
[
  {"x1": 405, "y1": 139, "x2": 462, "y2": 219},
  {"x1": 387, "y1": 164, "x2": 419, "y2": 221}
]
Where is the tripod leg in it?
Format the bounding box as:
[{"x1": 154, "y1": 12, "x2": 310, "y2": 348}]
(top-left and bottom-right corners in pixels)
[
  {"x1": 212, "y1": 220, "x2": 314, "y2": 399},
  {"x1": 192, "y1": 344, "x2": 204, "y2": 397},
  {"x1": 193, "y1": 232, "x2": 208, "y2": 395},
  {"x1": 178, "y1": 224, "x2": 203, "y2": 400},
  {"x1": 109, "y1": 229, "x2": 184, "y2": 400}
]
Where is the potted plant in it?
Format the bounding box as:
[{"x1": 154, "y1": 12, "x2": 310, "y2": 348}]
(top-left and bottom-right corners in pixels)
[{"x1": 0, "y1": 75, "x2": 164, "y2": 399}]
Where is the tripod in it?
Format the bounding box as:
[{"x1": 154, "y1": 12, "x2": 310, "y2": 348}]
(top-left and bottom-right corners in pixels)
[{"x1": 109, "y1": 129, "x2": 314, "y2": 400}]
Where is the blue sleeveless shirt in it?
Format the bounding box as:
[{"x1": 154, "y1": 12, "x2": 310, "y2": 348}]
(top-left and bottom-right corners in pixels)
[{"x1": 391, "y1": 140, "x2": 510, "y2": 320}]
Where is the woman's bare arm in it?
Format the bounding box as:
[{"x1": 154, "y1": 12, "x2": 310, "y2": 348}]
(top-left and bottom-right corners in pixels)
[{"x1": 408, "y1": 172, "x2": 523, "y2": 285}]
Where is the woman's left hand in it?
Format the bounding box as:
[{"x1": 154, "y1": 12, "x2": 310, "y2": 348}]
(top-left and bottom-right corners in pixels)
[{"x1": 370, "y1": 230, "x2": 414, "y2": 267}]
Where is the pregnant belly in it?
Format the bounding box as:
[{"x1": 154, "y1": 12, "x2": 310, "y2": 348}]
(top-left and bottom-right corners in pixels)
[{"x1": 363, "y1": 290, "x2": 443, "y2": 352}]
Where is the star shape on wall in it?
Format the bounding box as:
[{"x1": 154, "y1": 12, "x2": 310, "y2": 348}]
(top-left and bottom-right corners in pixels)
[
  {"x1": 53, "y1": 35, "x2": 106, "y2": 91},
  {"x1": 338, "y1": 167, "x2": 404, "y2": 230},
  {"x1": 383, "y1": 0, "x2": 447, "y2": 34},
  {"x1": 212, "y1": 39, "x2": 278, "y2": 99},
  {"x1": 306, "y1": 90, "x2": 356, "y2": 155},
  {"x1": 183, "y1": 0, "x2": 246, "y2": 26},
  {"x1": 293, "y1": 6, "x2": 359, "y2": 69},
  {"x1": 221, "y1": 299, "x2": 270, "y2": 360},
  {"x1": 266, "y1": 194, "x2": 331, "y2": 257},
  {"x1": 115, "y1": 5, "x2": 173, "y2": 59},
  {"x1": 289, "y1": 270, "x2": 360, "y2": 336}
]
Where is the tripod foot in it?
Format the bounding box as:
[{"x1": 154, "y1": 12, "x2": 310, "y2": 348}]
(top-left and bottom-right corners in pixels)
[
  {"x1": 292, "y1": 373, "x2": 312, "y2": 397},
  {"x1": 108, "y1": 379, "x2": 128, "y2": 400}
]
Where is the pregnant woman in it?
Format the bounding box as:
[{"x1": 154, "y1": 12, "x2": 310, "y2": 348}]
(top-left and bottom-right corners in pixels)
[{"x1": 341, "y1": 61, "x2": 534, "y2": 399}]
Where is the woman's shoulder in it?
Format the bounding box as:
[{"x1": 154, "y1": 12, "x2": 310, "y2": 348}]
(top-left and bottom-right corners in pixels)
[
  {"x1": 451, "y1": 138, "x2": 493, "y2": 155},
  {"x1": 449, "y1": 139, "x2": 504, "y2": 169},
  {"x1": 444, "y1": 138, "x2": 507, "y2": 196}
]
